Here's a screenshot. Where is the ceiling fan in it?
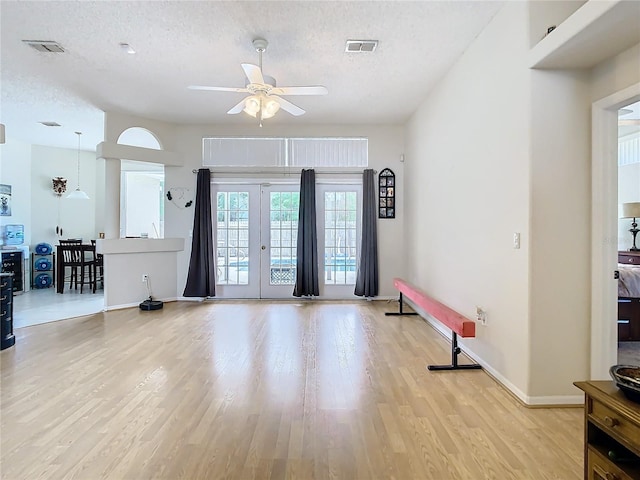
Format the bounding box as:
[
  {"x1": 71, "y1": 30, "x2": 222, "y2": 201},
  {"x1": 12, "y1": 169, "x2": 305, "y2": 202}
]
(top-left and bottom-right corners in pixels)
[{"x1": 188, "y1": 38, "x2": 328, "y2": 126}]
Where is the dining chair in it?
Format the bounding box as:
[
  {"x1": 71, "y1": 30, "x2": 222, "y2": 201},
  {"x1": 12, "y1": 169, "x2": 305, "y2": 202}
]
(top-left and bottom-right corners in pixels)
[
  {"x1": 90, "y1": 240, "x2": 103, "y2": 292},
  {"x1": 76, "y1": 245, "x2": 95, "y2": 294},
  {"x1": 58, "y1": 240, "x2": 82, "y2": 291},
  {"x1": 59, "y1": 240, "x2": 94, "y2": 293}
]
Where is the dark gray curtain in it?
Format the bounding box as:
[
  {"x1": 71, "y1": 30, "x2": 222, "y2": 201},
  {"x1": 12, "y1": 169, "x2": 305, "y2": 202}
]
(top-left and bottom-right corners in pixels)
[
  {"x1": 355, "y1": 169, "x2": 378, "y2": 297},
  {"x1": 293, "y1": 169, "x2": 319, "y2": 297},
  {"x1": 184, "y1": 168, "x2": 216, "y2": 297}
]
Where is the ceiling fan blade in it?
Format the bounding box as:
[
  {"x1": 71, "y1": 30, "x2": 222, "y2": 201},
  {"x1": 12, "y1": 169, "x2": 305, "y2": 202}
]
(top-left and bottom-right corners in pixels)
[
  {"x1": 619, "y1": 119, "x2": 640, "y2": 126},
  {"x1": 227, "y1": 98, "x2": 248, "y2": 114},
  {"x1": 188, "y1": 85, "x2": 249, "y2": 93},
  {"x1": 273, "y1": 96, "x2": 305, "y2": 116},
  {"x1": 271, "y1": 86, "x2": 328, "y2": 96},
  {"x1": 241, "y1": 63, "x2": 265, "y2": 85}
]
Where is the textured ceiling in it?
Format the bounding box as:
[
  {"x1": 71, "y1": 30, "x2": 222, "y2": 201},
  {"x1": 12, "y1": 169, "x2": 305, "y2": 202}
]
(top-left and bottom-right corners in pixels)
[{"x1": 0, "y1": 1, "x2": 504, "y2": 151}]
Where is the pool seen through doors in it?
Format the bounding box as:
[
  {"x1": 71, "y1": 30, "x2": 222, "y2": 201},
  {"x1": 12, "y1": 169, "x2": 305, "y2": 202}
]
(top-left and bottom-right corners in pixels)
[{"x1": 213, "y1": 183, "x2": 362, "y2": 299}]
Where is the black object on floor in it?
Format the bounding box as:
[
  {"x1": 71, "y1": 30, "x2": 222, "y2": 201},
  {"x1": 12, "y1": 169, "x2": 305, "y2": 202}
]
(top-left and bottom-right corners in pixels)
[{"x1": 139, "y1": 297, "x2": 163, "y2": 311}]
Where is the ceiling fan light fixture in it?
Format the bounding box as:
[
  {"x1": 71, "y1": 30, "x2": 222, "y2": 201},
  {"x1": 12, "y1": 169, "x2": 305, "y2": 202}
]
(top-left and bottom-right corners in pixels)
[
  {"x1": 263, "y1": 98, "x2": 281, "y2": 118},
  {"x1": 243, "y1": 94, "x2": 280, "y2": 120},
  {"x1": 243, "y1": 95, "x2": 262, "y2": 117}
]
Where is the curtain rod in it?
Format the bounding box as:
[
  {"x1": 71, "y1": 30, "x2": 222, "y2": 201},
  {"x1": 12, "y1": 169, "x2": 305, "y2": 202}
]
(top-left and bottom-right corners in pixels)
[{"x1": 192, "y1": 168, "x2": 376, "y2": 174}]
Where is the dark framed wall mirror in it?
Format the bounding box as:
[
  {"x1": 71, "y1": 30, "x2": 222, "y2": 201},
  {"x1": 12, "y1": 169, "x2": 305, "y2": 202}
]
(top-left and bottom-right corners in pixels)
[{"x1": 378, "y1": 168, "x2": 395, "y2": 219}]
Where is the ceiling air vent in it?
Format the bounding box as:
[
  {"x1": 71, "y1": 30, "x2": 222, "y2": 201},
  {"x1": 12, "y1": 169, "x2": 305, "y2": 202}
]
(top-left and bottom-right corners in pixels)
[
  {"x1": 39, "y1": 121, "x2": 61, "y2": 127},
  {"x1": 345, "y1": 40, "x2": 378, "y2": 53},
  {"x1": 22, "y1": 40, "x2": 65, "y2": 53}
]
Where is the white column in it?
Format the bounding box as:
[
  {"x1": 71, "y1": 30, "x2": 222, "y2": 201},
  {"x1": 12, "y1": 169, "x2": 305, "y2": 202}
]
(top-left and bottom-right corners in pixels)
[{"x1": 104, "y1": 158, "x2": 121, "y2": 239}]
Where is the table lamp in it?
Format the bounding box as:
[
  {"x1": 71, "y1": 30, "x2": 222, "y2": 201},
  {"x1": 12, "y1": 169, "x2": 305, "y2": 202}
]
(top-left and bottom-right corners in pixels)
[{"x1": 622, "y1": 202, "x2": 640, "y2": 251}]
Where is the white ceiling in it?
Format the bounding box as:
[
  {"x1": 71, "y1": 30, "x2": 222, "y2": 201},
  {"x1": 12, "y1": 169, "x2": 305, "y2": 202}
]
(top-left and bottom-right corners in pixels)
[
  {"x1": 0, "y1": 1, "x2": 505, "y2": 151},
  {"x1": 619, "y1": 101, "x2": 640, "y2": 138}
]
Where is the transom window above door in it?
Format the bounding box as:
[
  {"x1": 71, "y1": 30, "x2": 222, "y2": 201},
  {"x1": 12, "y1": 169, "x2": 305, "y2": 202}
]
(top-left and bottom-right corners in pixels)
[{"x1": 203, "y1": 137, "x2": 368, "y2": 168}]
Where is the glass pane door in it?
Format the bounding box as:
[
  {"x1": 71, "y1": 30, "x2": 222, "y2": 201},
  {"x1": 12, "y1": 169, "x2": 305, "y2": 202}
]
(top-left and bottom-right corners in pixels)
[
  {"x1": 317, "y1": 184, "x2": 362, "y2": 298},
  {"x1": 260, "y1": 185, "x2": 300, "y2": 298},
  {"x1": 212, "y1": 184, "x2": 260, "y2": 298}
]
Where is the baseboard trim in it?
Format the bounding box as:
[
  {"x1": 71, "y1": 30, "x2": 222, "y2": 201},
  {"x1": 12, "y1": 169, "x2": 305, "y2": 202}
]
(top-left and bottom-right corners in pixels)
[
  {"x1": 404, "y1": 298, "x2": 583, "y2": 407},
  {"x1": 177, "y1": 295, "x2": 398, "y2": 302},
  {"x1": 105, "y1": 297, "x2": 177, "y2": 311}
]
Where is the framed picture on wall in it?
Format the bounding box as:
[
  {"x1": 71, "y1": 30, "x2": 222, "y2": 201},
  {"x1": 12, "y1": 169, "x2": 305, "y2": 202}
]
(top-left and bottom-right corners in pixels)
[
  {"x1": 378, "y1": 169, "x2": 395, "y2": 218},
  {"x1": 0, "y1": 184, "x2": 11, "y2": 216}
]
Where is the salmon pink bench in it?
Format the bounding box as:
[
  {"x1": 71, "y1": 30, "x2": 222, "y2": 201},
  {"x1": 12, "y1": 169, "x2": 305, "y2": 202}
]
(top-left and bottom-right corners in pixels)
[{"x1": 386, "y1": 278, "x2": 481, "y2": 371}]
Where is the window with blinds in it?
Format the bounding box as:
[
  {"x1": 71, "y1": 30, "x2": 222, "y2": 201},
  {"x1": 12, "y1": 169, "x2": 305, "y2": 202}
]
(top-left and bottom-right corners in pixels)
[
  {"x1": 619, "y1": 133, "x2": 640, "y2": 166},
  {"x1": 203, "y1": 137, "x2": 368, "y2": 168}
]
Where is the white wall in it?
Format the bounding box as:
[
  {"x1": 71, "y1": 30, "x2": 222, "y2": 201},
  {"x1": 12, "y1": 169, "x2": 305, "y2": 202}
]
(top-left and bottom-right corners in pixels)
[
  {"x1": 98, "y1": 238, "x2": 184, "y2": 309},
  {"x1": 95, "y1": 157, "x2": 106, "y2": 238},
  {"x1": 404, "y1": 2, "x2": 532, "y2": 397},
  {"x1": 528, "y1": 0, "x2": 585, "y2": 48},
  {"x1": 31, "y1": 145, "x2": 99, "y2": 246},
  {"x1": 591, "y1": 43, "x2": 640, "y2": 103},
  {"x1": 0, "y1": 137, "x2": 32, "y2": 246},
  {"x1": 529, "y1": 68, "x2": 591, "y2": 396}
]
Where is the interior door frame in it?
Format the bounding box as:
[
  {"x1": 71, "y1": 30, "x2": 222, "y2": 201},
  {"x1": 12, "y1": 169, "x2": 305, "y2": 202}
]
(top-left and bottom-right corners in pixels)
[{"x1": 591, "y1": 82, "x2": 640, "y2": 379}]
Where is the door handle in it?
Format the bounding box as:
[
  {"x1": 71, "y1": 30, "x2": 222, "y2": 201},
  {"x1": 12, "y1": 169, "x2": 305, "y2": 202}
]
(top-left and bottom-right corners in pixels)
[
  {"x1": 261, "y1": 246, "x2": 266, "y2": 250},
  {"x1": 614, "y1": 270, "x2": 619, "y2": 280}
]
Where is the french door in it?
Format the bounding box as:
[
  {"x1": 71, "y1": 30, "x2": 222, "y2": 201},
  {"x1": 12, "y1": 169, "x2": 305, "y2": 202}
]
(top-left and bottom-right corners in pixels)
[
  {"x1": 213, "y1": 183, "x2": 299, "y2": 298},
  {"x1": 212, "y1": 182, "x2": 361, "y2": 299}
]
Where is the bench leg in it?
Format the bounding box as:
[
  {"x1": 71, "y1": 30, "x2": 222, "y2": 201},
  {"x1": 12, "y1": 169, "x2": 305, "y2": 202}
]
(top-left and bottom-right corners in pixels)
[
  {"x1": 385, "y1": 292, "x2": 419, "y2": 316},
  {"x1": 428, "y1": 332, "x2": 482, "y2": 371}
]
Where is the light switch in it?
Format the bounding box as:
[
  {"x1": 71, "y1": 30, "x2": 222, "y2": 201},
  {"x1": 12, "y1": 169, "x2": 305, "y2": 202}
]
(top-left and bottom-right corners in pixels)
[{"x1": 513, "y1": 232, "x2": 520, "y2": 249}]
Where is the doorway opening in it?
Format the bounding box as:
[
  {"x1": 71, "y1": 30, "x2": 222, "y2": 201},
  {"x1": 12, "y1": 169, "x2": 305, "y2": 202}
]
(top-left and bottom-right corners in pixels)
[
  {"x1": 616, "y1": 100, "x2": 640, "y2": 365},
  {"x1": 591, "y1": 82, "x2": 640, "y2": 380}
]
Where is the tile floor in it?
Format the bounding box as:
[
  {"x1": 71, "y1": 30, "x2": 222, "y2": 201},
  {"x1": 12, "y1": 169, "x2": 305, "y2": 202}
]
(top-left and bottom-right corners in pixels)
[{"x1": 12, "y1": 286, "x2": 104, "y2": 329}]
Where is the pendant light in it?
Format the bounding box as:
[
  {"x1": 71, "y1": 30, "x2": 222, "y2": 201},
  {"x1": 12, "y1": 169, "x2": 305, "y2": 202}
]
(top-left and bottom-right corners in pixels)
[{"x1": 67, "y1": 131, "x2": 90, "y2": 200}]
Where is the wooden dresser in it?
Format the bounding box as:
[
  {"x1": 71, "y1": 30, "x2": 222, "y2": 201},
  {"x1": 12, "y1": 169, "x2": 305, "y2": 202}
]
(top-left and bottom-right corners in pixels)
[
  {"x1": 619, "y1": 250, "x2": 640, "y2": 266},
  {"x1": 574, "y1": 381, "x2": 640, "y2": 480},
  {"x1": 618, "y1": 251, "x2": 640, "y2": 342}
]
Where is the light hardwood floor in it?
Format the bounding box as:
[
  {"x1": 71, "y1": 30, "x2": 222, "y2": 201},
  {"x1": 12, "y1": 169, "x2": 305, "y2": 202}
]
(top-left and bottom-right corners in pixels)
[{"x1": 1, "y1": 300, "x2": 583, "y2": 479}]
